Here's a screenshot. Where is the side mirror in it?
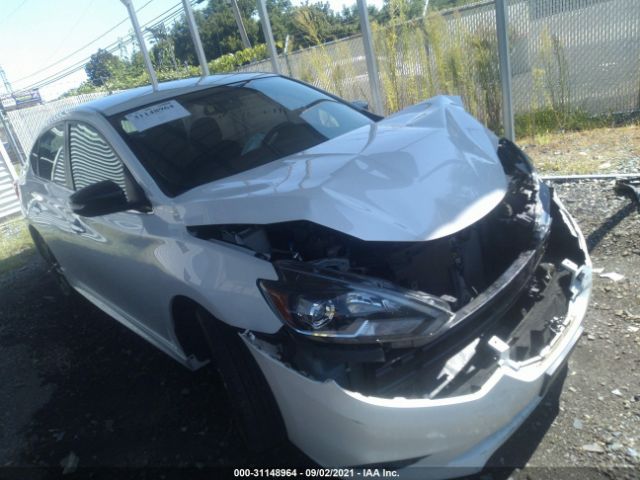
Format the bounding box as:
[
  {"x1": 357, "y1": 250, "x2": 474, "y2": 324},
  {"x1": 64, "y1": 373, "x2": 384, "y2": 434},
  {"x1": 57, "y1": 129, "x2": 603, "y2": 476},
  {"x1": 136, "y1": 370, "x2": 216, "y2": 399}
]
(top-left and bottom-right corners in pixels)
[
  {"x1": 70, "y1": 180, "x2": 136, "y2": 217},
  {"x1": 351, "y1": 100, "x2": 369, "y2": 112}
]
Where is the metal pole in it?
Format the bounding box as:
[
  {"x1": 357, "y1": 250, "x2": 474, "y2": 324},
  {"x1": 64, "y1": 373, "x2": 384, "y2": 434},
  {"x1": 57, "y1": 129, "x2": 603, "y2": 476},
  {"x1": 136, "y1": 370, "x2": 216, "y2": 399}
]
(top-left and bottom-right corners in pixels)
[
  {"x1": 181, "y1": 0, "x2": 210, "y2": 77},
  {"x1": 283, "y1": 34, "x2": 293, "y2": 76},
  {"x1": 0, "y1": 106, "x2": 25, "y2": 164},
  {"x1": 541, "y1": 173, "x2": 640, "y2": 182},
  {"x1": 229, "y1": 0, "x2": 252, "y2": 50},
  {"x1": 256, "y1": 0, "x2": 280, "y2": 74},
  {"x1": 495, "y1": 0, "x2": 514, "y2": 140},
  {"x1": 357, "y1": 0, "x2": 384, "y2": 115},
  {"x1": 120, "y1": 0, "x2": 159, "y2": 90},
  {"x1": 0, "y1": 138, "x2": 18, "y2": 180}
]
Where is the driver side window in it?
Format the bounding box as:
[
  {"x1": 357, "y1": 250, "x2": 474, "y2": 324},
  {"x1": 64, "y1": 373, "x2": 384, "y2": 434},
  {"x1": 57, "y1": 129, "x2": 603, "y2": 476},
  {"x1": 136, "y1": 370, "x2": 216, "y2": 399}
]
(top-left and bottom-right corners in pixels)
[{"x1": 69, "y1": 122, "x2": 126, "y2": 192}]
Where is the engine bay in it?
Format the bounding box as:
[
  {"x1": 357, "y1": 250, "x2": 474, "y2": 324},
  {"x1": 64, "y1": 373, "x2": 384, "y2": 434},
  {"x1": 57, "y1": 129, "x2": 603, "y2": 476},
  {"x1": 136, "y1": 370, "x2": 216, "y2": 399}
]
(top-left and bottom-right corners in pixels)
[
  {"x1": 187, "y1": 140, "x2": 589, "y2": 399},
  {"x1": 190, "y1": 139, "x2": 548, "y2": 313}
]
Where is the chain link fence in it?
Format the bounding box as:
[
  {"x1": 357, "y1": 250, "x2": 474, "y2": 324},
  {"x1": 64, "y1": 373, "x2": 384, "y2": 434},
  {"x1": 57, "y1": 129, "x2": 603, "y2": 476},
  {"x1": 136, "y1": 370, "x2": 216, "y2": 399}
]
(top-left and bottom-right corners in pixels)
[
  {"x1": 4, "y1": 92, "x2": 108, "y2": 164},
  {"x1": 240, "y1": 0, "x2": 639, "y2": 130},
  {"x1": 3, "y1": 0, "x2": 639, "y2": 160}
]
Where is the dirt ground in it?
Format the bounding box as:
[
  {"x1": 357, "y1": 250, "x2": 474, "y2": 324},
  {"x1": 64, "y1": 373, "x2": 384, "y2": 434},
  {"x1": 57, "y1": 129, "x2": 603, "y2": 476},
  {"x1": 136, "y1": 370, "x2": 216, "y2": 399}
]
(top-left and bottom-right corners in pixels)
[
  {"x1": 522, "y1": 124, "x2": 640, "y2": 175},
  {"x1": 0, "y1": 180, "x2": 639, "y2": 479}
]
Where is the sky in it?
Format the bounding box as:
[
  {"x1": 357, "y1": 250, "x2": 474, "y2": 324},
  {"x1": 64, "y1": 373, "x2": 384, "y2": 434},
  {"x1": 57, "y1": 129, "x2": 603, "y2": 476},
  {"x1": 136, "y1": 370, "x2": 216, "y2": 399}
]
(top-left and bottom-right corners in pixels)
[{"x1": 0, "y1": 0, "x2": 384, "y2": 101}]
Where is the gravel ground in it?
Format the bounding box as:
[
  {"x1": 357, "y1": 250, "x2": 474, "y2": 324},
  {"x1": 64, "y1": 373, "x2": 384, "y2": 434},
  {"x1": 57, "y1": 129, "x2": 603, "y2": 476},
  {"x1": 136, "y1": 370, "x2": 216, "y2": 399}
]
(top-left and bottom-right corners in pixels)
[{"x1": 0, "y1": 180, "x2": 638, "y2": 479}]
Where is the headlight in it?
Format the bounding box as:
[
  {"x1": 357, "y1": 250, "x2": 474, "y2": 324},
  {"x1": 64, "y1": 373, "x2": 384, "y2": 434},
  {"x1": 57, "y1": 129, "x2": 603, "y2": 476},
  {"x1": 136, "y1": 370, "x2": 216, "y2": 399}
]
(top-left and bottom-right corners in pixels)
[{"x1": 258, "y1": 261, "x2": 453, "y2": 344}]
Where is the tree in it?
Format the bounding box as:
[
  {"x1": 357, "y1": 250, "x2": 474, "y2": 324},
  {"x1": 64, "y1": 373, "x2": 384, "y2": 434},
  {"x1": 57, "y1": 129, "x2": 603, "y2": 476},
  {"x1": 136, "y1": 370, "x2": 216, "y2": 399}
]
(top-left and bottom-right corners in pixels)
[
  {"x1": 85, "y1": 49, "x2": 125, "y2": 86},
  {"x1": 266, "y1": 0, "x2": 296, "y2": 46},
  {"x1": 376, "y1": 0, "x2": 426, "y2": 23},
  {"x1": 171, "y1": 0, "x2": 261, "y2": 64},
  {"x1": 291, "y1": 2, "x2": 357, "y2": 48},
  {"x1": 148, "y1": 24, "x2": 178, "y2": 70}
]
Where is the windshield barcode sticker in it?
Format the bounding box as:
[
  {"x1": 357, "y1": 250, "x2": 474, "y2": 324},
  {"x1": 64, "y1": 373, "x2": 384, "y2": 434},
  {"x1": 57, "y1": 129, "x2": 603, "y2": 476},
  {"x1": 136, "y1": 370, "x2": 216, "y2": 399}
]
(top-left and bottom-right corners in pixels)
[{"x1": 125, "y1": 100, "x2": 191, "y2": 132}]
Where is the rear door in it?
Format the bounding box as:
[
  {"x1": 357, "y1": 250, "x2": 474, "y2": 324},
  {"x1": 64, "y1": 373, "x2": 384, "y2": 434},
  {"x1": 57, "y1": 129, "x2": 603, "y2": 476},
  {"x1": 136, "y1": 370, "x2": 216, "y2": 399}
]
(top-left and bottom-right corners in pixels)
[{"x1": 24, "y1": 124, "x2": 77, "y2": 261}]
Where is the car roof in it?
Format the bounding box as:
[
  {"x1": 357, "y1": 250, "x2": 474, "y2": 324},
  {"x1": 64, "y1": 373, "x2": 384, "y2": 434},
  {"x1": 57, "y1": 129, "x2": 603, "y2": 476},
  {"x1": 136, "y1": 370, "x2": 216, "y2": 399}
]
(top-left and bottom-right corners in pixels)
[{"x1": 71, "y1": 72, "x2": 275, "y2": 117}]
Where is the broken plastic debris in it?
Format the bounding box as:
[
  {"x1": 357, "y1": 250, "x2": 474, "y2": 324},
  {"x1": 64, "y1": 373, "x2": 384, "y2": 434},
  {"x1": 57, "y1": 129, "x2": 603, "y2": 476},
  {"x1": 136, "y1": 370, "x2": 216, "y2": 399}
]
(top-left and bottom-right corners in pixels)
[
  {"x1": 60, "y1": 451, "x2": 79, "y2": 475},
  {"x1": 592, "y1": 267, "x2": 604, "y2": 274},
  {"x1": 581, "y1": 443, "x2": 605, "y2": 453},
  {"x1": 608, "y1": 442, "x2": 623, "y2": 451},
  {"x1": 599, "y1": 272, "x2": 625, "y2": 282},
  {"x1": 611, "y1": 388, "x2": 623, "y2": 397}
]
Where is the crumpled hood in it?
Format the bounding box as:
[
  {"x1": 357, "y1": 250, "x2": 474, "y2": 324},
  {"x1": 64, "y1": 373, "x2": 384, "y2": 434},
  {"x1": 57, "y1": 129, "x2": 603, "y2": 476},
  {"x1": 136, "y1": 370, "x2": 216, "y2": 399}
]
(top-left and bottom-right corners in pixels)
[{"x1": 175, "y1": 96, "x2": 508, "y2": 241}]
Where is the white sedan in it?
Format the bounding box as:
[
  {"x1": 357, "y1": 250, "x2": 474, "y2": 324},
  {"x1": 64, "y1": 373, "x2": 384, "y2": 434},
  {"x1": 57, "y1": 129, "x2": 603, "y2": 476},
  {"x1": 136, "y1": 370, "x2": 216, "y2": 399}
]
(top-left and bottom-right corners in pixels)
[{"x1": 18, "y1": 73, "x2": 592, "y2": 477}]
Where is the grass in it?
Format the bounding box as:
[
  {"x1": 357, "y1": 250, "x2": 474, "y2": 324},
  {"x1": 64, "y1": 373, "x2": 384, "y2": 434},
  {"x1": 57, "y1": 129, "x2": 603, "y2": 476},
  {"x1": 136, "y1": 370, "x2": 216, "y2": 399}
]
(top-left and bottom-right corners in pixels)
[
  {"x1": 521, "y1": 123, "x2": 640, "y2": 175},
  {"x1": 0, "y1": 218, "x2": 34, "y2": 275},
  {"x1": 515, "y1": 108, "x2": 614, "y2": 141}
]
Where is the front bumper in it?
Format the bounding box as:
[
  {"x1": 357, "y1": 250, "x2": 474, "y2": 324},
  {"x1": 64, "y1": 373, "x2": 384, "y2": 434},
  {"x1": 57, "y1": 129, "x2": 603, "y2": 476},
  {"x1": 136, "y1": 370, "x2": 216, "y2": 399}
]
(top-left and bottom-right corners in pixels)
[{"x1": 242, "y1": 193, "x2": 591, "y2": 476}]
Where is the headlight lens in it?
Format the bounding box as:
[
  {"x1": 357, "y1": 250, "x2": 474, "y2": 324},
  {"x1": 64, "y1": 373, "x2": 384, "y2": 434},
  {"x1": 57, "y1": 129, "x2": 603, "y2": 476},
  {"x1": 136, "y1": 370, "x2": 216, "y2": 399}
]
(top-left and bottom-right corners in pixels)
[{"x1": 258, "y1": 261, "x2": 453, "y2": 344}]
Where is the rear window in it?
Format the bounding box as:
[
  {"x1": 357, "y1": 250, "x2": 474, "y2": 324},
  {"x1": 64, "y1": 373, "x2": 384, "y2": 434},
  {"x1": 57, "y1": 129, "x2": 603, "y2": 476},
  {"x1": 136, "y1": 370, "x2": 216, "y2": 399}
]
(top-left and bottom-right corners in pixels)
[{"x1": 110, "y1": 76, "x2": 373, "y2": 197}]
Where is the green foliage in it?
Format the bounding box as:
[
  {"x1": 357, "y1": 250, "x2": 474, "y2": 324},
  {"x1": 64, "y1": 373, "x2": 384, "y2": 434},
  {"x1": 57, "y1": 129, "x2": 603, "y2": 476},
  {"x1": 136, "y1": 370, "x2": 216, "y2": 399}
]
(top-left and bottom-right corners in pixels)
[
  {"x1": 67, "y1": 0, "x2": 599, "y2": 142},
  {"x1": 515, "y1": 27, "x2": 590, "y2": 137},
  {"x1": 367, "y1": 9, "x2": 503, "y2": 129},
  {"x1": 375, "y1": 0, "x2": 426, "y2": 23},
  {"x1": 430, "y1": 0, "x2": 479, "y2": 10},
  {"x1": 148, "y1": 24, "x2": 178, "y2": 70},
  {"x1": 85, "y1": 49, "x2": 125, "y2": 86},
  {"x1": 208, "y1": 44, "x2": 268, "y2": 73},
  {"x1": 70, "y1": 0, "x2": 379, "y2": 97},
  {"x1": 66, "y1": 44, "x2": 268, "y2": 96},
  {"x1": 515, "y1": 108, "x2": 610, "y2": 138}
]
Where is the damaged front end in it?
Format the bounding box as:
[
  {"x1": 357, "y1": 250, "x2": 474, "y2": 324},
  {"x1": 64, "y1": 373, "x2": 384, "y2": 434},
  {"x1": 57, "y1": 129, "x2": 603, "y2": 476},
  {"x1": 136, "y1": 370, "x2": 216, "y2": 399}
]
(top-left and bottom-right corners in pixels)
[{"x1": 189, "y1": 138, "x2": 591, "y2": 403}]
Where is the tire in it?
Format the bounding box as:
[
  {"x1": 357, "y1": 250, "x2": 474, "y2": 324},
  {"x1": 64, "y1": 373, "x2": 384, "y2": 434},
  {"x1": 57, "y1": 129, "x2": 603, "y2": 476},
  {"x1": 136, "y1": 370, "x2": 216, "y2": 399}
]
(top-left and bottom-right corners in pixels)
[
  {"x1": 195, "y1": 308, "x2": 287, "y2": 452},
  {"x1": 29, "y1": 228, "x2": 73, "y2": 297}
]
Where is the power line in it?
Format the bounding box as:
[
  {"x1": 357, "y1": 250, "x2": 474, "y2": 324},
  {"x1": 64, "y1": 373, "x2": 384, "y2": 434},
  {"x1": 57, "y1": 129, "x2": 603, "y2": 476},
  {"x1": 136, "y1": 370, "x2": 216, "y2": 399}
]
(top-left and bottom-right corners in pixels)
[
  {"x1": 11, "y1": 0, "x2": 155, "y2": 86},
  {"x1": 17, "y1": 1, "x2": 187, "y2": 91},
  {"x1": 20, "y1": 0, "x2": 195, "y2": 92},
  {"x1": 0, "y1": 0, "x2": 30, "y2": 28},
  {"x1": 48, "y1": 0, "x2": 99, "y2": 61}
]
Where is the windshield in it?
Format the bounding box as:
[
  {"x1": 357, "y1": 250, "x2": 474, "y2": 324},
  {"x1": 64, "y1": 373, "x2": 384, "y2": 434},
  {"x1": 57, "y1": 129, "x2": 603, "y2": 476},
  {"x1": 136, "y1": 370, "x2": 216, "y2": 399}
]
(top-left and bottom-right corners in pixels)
[{"x1": 110, "y1": 76, "x2": 374, "y2": 197}]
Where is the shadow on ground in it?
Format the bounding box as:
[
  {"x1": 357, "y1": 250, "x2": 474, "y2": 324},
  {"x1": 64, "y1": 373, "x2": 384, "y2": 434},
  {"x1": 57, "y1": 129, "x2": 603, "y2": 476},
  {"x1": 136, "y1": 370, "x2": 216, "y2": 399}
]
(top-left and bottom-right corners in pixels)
[{"x1": 0, "y1": 256, "x2": 308, "y2": 478}]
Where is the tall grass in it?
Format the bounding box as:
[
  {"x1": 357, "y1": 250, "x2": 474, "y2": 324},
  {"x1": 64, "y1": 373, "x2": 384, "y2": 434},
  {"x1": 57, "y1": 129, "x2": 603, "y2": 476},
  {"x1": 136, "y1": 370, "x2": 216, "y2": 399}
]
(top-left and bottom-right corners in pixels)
[
  {"x1": 288, "y1": 4, "x2": 601, "y2": 137},
  {"x1": 372, "y1": 9, "x2": 503, "y2": 129},
  {"x1": 369, "y1": 7, "x2": 503, "y2": 130},
  {"x1": 514, "y1": 28, "x2": 604, "y2": 138}
]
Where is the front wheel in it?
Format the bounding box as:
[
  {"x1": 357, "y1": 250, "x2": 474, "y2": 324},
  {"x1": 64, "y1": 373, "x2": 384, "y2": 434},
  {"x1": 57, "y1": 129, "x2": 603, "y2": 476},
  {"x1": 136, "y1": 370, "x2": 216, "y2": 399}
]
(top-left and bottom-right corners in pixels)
[{"x1": 195, "y1": 308, "x2": 287, "y2": 452}]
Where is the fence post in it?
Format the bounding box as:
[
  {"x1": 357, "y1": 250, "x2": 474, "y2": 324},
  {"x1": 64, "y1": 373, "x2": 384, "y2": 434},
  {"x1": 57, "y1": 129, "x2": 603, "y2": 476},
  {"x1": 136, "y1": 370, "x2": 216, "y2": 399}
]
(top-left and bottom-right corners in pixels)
[
  {"x1": 181, "y1": 0, "x2": 210, "y2": 77},
  {"x1": 357, "y1": 0, "x2": 384, "y2": 115},
  {"x1": 0, "y1": 139, "x2": 18, "y2": 180},
  {"x1": 257, "y1": 0, "x2": 281, "y2": 74},
  {"x1": 0, "y1": 106, "x2": 25, "y2": 165},
  {"x1": 229, "y1": 0, "x2": 252, "y2": 50},
  {"x1": 495, "y1": 0, "x2": 515, "y2": 140},
  {"x1": 120, "y1": 0, "x2": 159, "y2": 90}
]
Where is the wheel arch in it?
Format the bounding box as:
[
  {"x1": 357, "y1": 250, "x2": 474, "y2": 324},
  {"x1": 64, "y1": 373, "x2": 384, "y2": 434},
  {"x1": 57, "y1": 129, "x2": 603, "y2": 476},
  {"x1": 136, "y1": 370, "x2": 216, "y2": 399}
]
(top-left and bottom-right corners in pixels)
[{"x1": 170, "y1": 295, "x2": 215, "y2": 365}]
